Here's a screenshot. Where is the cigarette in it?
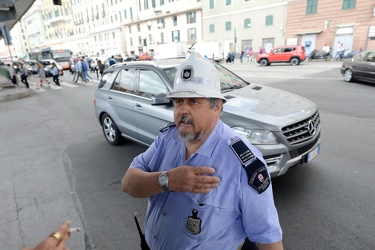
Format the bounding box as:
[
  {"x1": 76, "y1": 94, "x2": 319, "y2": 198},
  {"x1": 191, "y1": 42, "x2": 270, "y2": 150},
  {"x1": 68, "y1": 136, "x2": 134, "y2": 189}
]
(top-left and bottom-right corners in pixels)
[{"x1": 69, "y1": 227, "x2": 82, "y2": 233}]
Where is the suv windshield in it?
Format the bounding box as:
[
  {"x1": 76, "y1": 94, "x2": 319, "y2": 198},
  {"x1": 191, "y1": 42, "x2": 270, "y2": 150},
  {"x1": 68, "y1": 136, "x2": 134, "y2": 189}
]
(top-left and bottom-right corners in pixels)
[{"x1": 162, "y1": 61, "x2": 248, "y2": 91}]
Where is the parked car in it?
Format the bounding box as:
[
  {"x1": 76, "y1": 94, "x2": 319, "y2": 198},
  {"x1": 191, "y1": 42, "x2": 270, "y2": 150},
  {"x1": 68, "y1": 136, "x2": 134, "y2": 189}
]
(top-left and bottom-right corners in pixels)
[
  {"x1": 139, "y1": 53, "x2": 154, "y2": 61},
  {"x1": 124, "y1": 55, "x2": 139, "y2": 62},
  {"x1": 94, "y1": 55, "x2": 321, "y2": 177},
  {"x1": 341, "y1": 50, "x2": 375, "y2": 84},
  {"x1": 256, "y1": 45, "x2": 307, "y2": 66},
  {"x1": 40, "y1": 59, "x2": 64, "y2": 77}
]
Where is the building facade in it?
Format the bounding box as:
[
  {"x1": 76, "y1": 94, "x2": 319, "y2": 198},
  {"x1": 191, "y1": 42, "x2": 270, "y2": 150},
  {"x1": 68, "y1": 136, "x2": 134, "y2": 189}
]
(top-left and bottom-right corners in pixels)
[
  {"x1": 202, "y1": 0, "x2": 288, "y2": 57},
  {"x1": 285, "y1": 0, "x2": 375, "y2": 56},
  {"x1": 2, "y1": 0, "x2": 375, "y2": 60}
]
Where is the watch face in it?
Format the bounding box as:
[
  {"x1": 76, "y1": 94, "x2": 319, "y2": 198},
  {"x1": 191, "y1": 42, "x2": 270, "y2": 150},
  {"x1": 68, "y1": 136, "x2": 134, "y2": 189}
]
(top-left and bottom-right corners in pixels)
[
  {"x1": 159, "y1": 172, "x2": 169, "y2": 191},
  {"x1": 159, "y1": 174, "x2": 168, "y2": 185}
]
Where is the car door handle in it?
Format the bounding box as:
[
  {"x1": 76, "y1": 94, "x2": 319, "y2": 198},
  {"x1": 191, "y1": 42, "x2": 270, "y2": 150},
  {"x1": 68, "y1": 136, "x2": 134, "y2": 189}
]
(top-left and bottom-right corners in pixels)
[
  {"x1": 107, "y1": 96, "x2": 113, "y2": 102},
  {"x1": 135, "y1": 103, "x2": 143, "y2": 110}
]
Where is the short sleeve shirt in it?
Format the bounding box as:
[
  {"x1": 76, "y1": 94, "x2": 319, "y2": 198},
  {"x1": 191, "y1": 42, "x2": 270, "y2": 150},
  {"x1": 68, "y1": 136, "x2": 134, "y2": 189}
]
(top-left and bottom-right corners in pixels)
[{"x1": 129, "y1": 121, "x2": 282, "y2": 249}]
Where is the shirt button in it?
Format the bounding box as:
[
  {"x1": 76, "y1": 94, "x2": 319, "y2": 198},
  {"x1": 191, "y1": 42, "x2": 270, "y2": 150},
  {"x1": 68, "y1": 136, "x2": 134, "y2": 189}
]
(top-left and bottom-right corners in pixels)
[
  {"x1": 154, "y1": 235, "x2": 157, "y2": 239},
  {"x1": 162, "y1": 211, "x2": 167, "y2": 216}
]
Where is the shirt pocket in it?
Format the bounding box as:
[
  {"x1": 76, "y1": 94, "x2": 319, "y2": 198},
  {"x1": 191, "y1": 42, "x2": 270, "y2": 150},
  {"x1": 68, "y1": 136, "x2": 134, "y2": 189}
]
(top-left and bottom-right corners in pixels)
[{"x1": 176, "y1": 194, "x2": 239, "y2": 244}]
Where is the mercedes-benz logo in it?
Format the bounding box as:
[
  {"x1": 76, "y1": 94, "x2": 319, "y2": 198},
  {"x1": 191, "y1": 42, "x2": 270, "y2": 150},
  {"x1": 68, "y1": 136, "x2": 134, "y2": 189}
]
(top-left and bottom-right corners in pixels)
[{"x1": 306, "y1": 120, "x2": 316, "y2": 135}]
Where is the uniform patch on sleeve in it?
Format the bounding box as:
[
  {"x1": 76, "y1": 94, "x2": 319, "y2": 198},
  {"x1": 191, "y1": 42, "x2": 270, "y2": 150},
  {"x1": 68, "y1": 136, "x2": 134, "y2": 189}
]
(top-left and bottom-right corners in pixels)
[
  {"x1": 230, "y1": 139, "x2": 270, "y2": 194},
  {"x1": 159, "y1": 122, "x2": 176, "y2": 132}
]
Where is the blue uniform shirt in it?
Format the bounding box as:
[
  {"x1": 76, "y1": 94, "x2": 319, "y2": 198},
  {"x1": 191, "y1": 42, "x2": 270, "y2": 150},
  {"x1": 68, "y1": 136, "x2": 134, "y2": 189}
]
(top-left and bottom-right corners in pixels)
[{"x1": 129, "y1": 120, "x2": 282, "y2": 249}]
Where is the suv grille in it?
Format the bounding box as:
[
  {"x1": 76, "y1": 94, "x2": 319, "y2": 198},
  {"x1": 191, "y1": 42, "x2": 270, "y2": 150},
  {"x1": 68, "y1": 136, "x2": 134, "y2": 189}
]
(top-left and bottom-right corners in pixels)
[{"x1": 282, "y1": 111, "x2": 320, "y2": 145}]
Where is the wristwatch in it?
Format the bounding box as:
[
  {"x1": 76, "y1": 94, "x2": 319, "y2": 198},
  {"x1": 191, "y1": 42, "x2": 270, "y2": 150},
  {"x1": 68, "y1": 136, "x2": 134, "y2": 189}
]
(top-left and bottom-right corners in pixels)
[{"x1": 158, "y1": 171, "x2": 170, "y2": 192}]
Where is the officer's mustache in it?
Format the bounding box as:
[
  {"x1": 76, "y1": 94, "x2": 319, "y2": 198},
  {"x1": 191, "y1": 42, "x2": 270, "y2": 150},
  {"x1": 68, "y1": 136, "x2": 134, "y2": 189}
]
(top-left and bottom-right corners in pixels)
[{"x1": 177, "y1": 115, "x2": 193, "y2": 125}]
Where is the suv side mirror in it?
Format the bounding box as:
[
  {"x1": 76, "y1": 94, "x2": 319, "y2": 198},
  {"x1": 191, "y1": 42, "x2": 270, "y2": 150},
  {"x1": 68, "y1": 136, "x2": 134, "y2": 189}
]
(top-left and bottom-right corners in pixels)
[{"x1": 151, "y1": 94, "x2": 172, "y2": 105}]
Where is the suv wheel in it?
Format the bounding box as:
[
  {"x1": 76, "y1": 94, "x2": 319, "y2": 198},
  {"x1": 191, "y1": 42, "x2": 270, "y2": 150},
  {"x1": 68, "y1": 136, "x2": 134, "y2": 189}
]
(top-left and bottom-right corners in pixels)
[
  {"x1": 260, "y1": 59, "x2": 268, "y2": 67},
  {"x1": 101, "y1": 113, "x2": 123, "y2": 145},
  {"x1": 290, "y1": 58, "x2": 300, "y2": 66}
]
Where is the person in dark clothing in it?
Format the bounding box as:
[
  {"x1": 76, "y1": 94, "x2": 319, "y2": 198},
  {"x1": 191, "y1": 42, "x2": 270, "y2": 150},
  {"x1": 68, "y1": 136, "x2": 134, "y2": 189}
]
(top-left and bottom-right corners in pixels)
[
  {"x1": 50, "y1": 62, "x2": 61, "y2": 86},
  {"x1": 19, "y1": 62, "x2": 30, "y2": 89},
  {"x1": 98, "y1": 60, "x2": 105, "y2": 78}
]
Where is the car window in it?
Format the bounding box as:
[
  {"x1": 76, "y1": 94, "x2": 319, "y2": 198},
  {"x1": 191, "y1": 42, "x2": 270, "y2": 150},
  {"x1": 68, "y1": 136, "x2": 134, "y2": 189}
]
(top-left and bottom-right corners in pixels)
[
  {"x1": 214, "y1": 64, "x2": 249, "y2": 90},
  {"x1": 365, "y1": 52, "x2": 375, "y2": 62},
  {"x1": 273, "y1": 48, "x2": 282, "y2": 53},
  {"x1": 284, "y1": 48, "x2": 293, "y2": 52},
  {"x1": 138, "y1": 69, "x2": 169, "y2": 99},
  {"x1": 163, "y1": 67, "x2": 177, "y2": 83},
  {"x1": 354, "y1": 53, "x2": 366, "y2": 62},
  {"x1": 98, "y1": 71, "x2": 115, "y2": 88},
  {"x1": 111, "y1": 68, "x2": 135, "y2": 93}
]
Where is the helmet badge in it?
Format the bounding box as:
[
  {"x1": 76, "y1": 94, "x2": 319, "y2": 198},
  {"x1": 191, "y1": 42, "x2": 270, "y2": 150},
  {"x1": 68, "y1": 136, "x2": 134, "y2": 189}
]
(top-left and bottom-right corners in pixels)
[{"x1": 181, "y1": 65, "x2": 194, "y2": 81}]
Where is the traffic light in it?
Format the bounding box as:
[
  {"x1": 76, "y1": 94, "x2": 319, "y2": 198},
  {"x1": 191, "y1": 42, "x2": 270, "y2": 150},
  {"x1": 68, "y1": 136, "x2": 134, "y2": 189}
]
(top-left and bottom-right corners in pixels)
[
  {"x1": 53, "y1": 0, "x2": 62, "y2": 5},
  {"x1": 143, "y1": 39, "x2": 147, "y2": 46},
  {"x1": 0, "y1": 26, "x2": 12, "y2": 46}
]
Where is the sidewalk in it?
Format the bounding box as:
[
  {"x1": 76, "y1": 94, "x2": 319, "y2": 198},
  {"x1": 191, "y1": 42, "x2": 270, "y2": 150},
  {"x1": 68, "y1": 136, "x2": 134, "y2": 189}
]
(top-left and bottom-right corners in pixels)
[{"x1": 0, "y1": 74, "x2": 30, "y2": 102}]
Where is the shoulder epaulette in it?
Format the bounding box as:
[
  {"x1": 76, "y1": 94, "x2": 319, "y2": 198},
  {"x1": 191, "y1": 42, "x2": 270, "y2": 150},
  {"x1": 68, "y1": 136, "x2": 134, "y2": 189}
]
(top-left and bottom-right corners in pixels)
[
  {"x1": 159, "y1": 122, "x2": 176, "y2": 132},
  {"x1": 229, "y1": 138, "x2": 270, "y2": 194}
]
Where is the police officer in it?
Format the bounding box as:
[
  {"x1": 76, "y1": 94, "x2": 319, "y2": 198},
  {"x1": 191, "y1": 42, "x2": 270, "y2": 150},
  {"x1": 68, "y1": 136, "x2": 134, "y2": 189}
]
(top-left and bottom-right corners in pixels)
[{"x1": 121, "y1": 52, "x2": 283, "y2": 250}]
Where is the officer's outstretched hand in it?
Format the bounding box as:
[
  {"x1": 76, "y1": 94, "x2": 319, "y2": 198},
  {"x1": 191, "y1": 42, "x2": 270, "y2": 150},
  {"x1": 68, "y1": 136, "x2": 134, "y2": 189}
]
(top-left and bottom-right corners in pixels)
[{"x1": 169, "y1": 166, "x2": 220, "y2": 194}]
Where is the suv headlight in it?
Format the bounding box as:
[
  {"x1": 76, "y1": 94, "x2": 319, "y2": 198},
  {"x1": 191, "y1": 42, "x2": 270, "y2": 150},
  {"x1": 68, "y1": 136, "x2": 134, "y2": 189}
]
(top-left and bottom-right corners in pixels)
[{"x1": 232, "y1": 126, "x2": 278, "y2": 145}]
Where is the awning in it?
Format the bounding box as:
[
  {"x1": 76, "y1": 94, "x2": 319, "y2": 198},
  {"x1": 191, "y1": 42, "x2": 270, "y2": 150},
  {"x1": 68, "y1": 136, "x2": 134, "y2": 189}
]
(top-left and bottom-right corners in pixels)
[{"x1": 296, "y1": 29, "x2": 322, "y2": 35}]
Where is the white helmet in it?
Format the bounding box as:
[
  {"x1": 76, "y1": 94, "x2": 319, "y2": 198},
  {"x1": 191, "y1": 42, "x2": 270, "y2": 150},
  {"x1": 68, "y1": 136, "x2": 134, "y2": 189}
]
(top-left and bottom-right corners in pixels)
[{"x1": 167, "y1": 52, "x2": 226, "y2": 103}]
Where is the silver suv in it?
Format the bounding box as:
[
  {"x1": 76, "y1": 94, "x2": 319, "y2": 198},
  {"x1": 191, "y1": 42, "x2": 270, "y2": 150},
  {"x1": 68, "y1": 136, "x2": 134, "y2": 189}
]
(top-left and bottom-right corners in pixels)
[{"x1": 94, "y1": 57, "x2": 321, "y2": 177}]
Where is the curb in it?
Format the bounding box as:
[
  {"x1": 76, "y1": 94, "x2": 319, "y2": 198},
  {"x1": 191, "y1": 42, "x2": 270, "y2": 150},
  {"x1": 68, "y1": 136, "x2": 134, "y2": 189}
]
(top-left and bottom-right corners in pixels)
[{"x1": 0, "y1": 87, "x2": 30, "y2": 102}]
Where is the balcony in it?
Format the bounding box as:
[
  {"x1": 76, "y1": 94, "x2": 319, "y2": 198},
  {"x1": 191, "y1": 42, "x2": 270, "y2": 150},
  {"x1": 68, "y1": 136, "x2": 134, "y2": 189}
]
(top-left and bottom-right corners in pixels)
[{"x1": 101, "y1": 12, "x2": 106, "y2": 17}]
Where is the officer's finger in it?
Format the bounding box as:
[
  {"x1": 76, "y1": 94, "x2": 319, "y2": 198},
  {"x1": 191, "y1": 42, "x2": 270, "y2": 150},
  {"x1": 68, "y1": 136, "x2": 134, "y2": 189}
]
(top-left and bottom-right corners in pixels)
[
  {"x1": 200, "y1": 175, "x2": 220, "y2": 184},
  {"x1": 193, "y1": 166, "x2": 216, "y2": 175}
]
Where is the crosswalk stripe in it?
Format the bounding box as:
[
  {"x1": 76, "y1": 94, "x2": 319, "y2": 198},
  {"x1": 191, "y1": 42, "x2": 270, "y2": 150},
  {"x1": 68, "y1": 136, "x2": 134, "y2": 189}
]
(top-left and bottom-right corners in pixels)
[{"x1": 61, "y1": 82, "x2": 78, "y2": 88}]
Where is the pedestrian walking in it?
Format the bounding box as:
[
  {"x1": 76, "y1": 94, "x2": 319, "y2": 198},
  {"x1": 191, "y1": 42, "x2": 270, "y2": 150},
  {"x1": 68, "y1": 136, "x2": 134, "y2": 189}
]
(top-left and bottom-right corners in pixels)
[
  {"x1": 35, "y1": 61, "x2": 50, "y2": 90},
  {"x1": 98, "y1": 60, "x2": 105, "y2": 78},
  {"x1": 19, "y1": 62, "x2": 30, "y2": 89},
  {"x1": 6, "y1": 63, "x2": 19, "y2": 89},
  {"x1": 240, "y1": 49, "x2": 244, "y2": 63},
  {"x1": 50, "y1": 62, "x2": 61, "y2": 86}
]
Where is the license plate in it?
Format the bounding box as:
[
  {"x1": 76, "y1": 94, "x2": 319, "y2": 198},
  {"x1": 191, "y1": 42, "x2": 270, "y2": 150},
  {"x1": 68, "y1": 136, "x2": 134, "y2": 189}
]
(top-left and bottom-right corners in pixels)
[{"x1": 307, "y1": 145, "x2": 320, "y2": 162}]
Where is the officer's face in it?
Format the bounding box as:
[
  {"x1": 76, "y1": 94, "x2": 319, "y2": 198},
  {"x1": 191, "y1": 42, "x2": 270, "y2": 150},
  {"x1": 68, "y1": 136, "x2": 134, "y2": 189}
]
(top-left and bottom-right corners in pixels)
[{"x1": 173, "y1": 98, "x2": 222, "y2": 143}]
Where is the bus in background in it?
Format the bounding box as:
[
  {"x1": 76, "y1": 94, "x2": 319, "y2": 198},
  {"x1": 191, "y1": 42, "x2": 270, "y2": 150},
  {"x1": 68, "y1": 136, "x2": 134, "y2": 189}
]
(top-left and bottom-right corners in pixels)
[
  {"x1": 28, "y1": 51, "x2": 42, "y2": 61},
  {"x1": 40, "y1": 47, "x2": 72, "y2": 70}
]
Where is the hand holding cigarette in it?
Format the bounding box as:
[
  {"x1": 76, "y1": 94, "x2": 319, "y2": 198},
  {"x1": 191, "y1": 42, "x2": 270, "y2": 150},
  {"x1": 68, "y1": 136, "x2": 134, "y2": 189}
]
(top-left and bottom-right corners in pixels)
[{"x1": 22, "y1": 221, "x2": 81, "y2": 250}]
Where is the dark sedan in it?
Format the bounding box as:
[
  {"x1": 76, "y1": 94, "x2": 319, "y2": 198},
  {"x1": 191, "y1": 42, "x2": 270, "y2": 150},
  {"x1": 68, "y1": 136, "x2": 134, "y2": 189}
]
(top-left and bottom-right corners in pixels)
[{"x1": 341, "y1": 50, "x2": 375, "y2": 84}]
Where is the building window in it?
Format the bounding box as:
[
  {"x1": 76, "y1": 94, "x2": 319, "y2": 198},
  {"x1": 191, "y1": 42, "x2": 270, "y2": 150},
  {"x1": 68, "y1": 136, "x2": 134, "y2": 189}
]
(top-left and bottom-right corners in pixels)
[
  {"x1": 225, "y1": 21, "x2": 231, "y2": 31},
  {"x1": 209, "y1": 24, "x2": 215, "y2": 33},
  {"x1": 161, "y1": 32, "x2": 164, "y2": 43},
  {"x1": 157, "y1": 18, "x2": 165, "y2": 29},
  {"x1": 172, "y1": 30, "x2": 180, "y2": 42},
  {"x1": 244, "y1": 18, "x2": 251, "y2": 28},
  {"x1": 119, "y1": 11, "x2": 122, "y2": 21},
  {"x1": 137, "y1": 24, "x2": 140, "y2": 32},
  {"x1": 209, "y1": 0, "x2": 214, "y2": 9},
  {"x1": 152, "y1": 0, "x2": 156, "y2": 8},
  {"x1": 138, "y1": 36, "x2": 142, "y2": 45},
  {"x1": 186, "y1": 12, "x2": 196, "y2": 24},
  {"x1": 342, "y1": 0, "x2": 356, "y2": 9},
  {"x1": 173, "y1": 16, "x2": 177, "y2": 26},
  {"x1": 113, "y1": 32, "x2": 115, "y2": 39},
  {"x1": 124, "y1": 9, "x2": 127, "y2": 18},
  {"x1": 225, "y1": 0, "x2": 231, "y2": 6},
  {"x1": 144, "y1": 0, "x2": 149, "y2": 10},
  {"x1": 130, "y1": 37, "x2": 133, "y2": 46},
  {"x1": 188, "y1": 28, "x2": 196, "y2": 40},
  {"x1": 128, "y1": 25, "x2": 131, "y2": 34},
  {"x1": 306, "y1": 0, "x2": 318, "y2": 14},
  {"x1": 265, "y1": 15, "x2": 273, "y2": 26},
  {"x1": 130, "y1": 7, "x2": 133, "y2": 19}
]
